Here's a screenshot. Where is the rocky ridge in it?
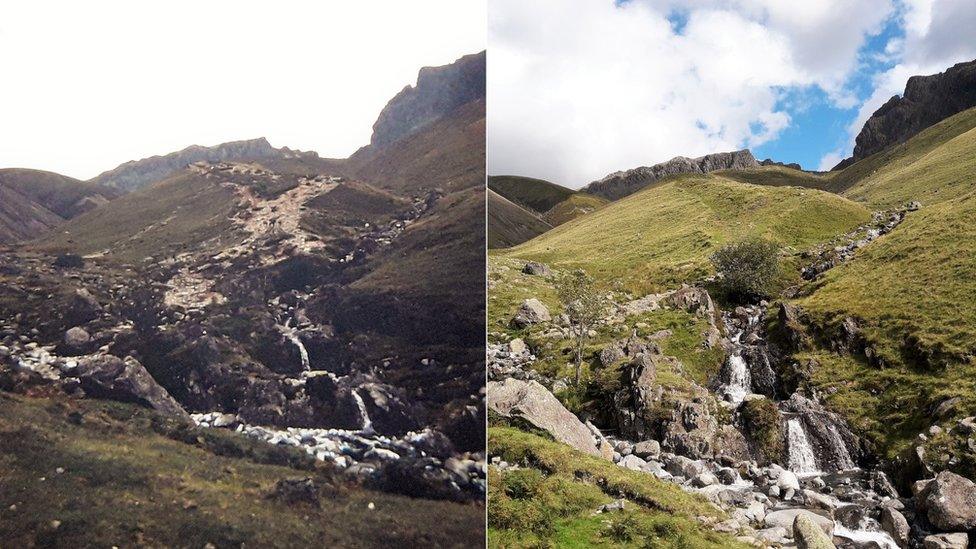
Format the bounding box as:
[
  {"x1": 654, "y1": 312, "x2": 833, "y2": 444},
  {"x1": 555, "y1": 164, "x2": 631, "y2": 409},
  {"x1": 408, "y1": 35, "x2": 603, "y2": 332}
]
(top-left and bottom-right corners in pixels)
[
  {"x1": 582, "y1": 149, "x2": 759, "y2": 201},
  {"x1": 834, "y1": 58, "x2": 976, "y2": 170}
]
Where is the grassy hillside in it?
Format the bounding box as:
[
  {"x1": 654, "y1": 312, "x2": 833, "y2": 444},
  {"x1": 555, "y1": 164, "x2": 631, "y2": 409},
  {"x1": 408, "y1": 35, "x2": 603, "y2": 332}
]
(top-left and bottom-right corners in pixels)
[
  {"x1": 488, "y1": 427, "x2": 747, "y2": 549},
  {"x1": 0, "y1": 392, "x2": 483, "y2": 548},
  {"x1": 499, "y1": 174, "x2": 871, "y2": 294},
  {"x1": 543, "y1": 192, "x2": 608, "y2": 226},
  {"x1": 488, "y1": 175, "x2": 576, "y2": 214},
  {"x1": 36, "y1": 170, "x2": 239, "y2": 263},
  {"x1": 0, "y1": 168, "x2": 121, "y2": 219},
  {"x1": 488, "y1": 189, "x2": 553, "y2": 249},
  {"x1": 834, "y1": 107, "x2": 976, "y2": 207},
  {"x1": 716, "y1": 165, "x2": 831, "y2": 190}
]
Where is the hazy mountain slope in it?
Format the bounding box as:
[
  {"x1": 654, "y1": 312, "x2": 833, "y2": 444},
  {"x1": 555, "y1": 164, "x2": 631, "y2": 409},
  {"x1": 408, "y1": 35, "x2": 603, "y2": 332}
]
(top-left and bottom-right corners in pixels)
[
  {"x1": 833, "y1": 58, "x2": 976, "y2": 169},
  {"x1": 88, "y1": 138, "x2": 302, "y2": 192},
  {"x1": 0, "y1": 184, "x2": 62, "y2": 244},
  {"x1": 488, "y1": 175, "x2": 576, "y2": 214},
  {"x1": 501, "y1": 174, "x2": 871, "y2": 293},
  {"x1": 488, "y1": 189, "x2": 552, "y2": 249},
  {"x1": 37, "y1": 169, "x2": 240, "y2": 262},
  {"x1": 0, "y1": 168, "x2": 120, "y2": 219},
  {"x1": 582, "y1": 149, "x2": 758, "y2": 201}
]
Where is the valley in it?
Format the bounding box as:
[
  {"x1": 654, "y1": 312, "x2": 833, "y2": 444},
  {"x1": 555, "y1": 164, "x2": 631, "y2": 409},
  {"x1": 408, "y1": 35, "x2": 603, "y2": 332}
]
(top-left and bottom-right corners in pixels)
[
  {"x1": 0, "y1": 51, "x2": 486, "y2": 547},
  {"x1": 487, "y1": 58, "x2": 976, "y2": 548}
]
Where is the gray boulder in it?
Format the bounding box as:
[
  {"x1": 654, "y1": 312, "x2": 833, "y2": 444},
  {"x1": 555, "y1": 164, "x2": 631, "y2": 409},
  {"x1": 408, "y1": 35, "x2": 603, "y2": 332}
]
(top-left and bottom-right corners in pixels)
[
  {"x1": 633, "y1": 440, "x2": 660, "y2": 459},
  {"x1": 73, "y1": 355, "x2": 187, "y2": 418},
  {"x1": 487, "y1": 378, "x2": 600, "y2": 457},
  {"x1": 521, "y1": 262, "x2": 551, "y2": 276},
  {"x1": 918, "y1": 471, "x2": 976, "y2": 531},
  {"x1": 764, "y1": 509, "x2": 833, "y2": 536},
  {"x1": 923, "y1": 533, "x2": 968, "y2": 549},
  {"x1": 792, "y1": 514, "x2": 834, "y2": 549},
  {"x1": 618, "y1": 454, "x2": 646, "y2": 471},
  {"x1": 880, "y1": 506, "x2": 910, "y2": 548},
  {"x1": 511, "y1": 298, "x2": 551, "y2": 328},
  {"x1": 64, "y1": 327, "x2": 92, "y2": 351}
]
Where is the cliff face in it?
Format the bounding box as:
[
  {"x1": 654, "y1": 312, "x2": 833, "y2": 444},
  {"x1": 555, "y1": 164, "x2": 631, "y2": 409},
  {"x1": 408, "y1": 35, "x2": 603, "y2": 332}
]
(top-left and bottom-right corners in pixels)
[
  {"x1": 834, "y1": 58, "x2": 976, "y2": 170},
  {"x1": 367, "y1": 51, "x2": 486, "y2": 148},
  {"x1": 583, "y1": 149, "x2": 758, "y2": 201},
  {"x1": 89, "y1": 138, "x2": 288, "y2": 192}
]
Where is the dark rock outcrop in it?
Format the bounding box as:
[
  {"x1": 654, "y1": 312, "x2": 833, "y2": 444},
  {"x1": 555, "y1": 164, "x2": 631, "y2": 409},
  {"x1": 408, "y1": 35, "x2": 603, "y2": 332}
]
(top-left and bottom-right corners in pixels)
[
  {"x1": 89, "y1": 138, "x2": 291, "y2": 192},
  {"x1": 834, "y1": 59, "x2": 976, "y2": 169},
  {"x1": 582, "y1": 149, "x2": 758, "y2": 201},
  {"x1": 72, "y1": 355, "x2": 188, "y2": 418},
  {"x1": 368, "y1": 51, "x2": 486, "y2": 148},
  {"x1": 760, "y1": 158, "x2": 803, "y2": 170}
]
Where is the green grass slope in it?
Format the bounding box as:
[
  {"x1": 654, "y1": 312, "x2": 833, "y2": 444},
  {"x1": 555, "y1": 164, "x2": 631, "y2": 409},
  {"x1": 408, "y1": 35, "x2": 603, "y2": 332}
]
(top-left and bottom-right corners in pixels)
[
  {"x1": 488, "y1": 175, "x2": 576, "y2": 214},
  {"x1": 488, "y1": 427, "x2": 748, "y2": 549},
  {"x1": 35, "y1": 170, "x2": 239, "y2": 263},
  {"x1": 716, "y1": 165, "x2": 832, "y2": 190},
  {"x1": 543, "y1": 192, "x2": 608, "y2": 226},
  {"x1": 500, "y1": 174, "x2": 871, "y2": 294},
  {"x1": 488, "y1": 189, "x2": 553, "y2": 249},
  {"x1": 0, "y1": 393, "x2": 483, "y2": 548}
]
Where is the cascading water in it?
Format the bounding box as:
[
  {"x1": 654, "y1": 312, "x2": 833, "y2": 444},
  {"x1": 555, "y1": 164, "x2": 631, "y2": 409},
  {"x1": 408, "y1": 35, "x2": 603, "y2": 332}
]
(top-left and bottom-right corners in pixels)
[
  {"x1": 720, "y1": 354, "x2": 751, "y2": 405},
  {"x1": 351, "y1": 389, "x2": 374, "y2": 434},
  {"x1": 786, "y1": 418, "x2": 819, "y2": 474},
  {"x1": 278, "y1": 324, "x2": 310, "y2": 371}
]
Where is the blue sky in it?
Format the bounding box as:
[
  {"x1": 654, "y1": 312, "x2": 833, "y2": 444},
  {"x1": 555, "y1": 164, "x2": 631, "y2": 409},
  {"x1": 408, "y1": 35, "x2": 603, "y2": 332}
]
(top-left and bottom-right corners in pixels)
[
  {"x1": 490, "y1": 0, "x2": 976, "y2": 187},
  {"x1": 752, "y1": 17, "x2": 902, "y2": 170}
]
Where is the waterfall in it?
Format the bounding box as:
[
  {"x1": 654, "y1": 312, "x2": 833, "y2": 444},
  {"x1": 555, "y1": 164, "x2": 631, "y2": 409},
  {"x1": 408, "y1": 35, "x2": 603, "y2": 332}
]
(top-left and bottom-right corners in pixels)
[
  {"x1": 721, "y1": 353, "x2": 751, "y2": 405},
  {"x1": 351, "y1": 389, "x2": 374, "y2": 434},
  {"x1": 826, "y1": 425, "x2": 856, "y2": 471},
  {"x1": 786, "y1": 418, "x2": 819, "y2": 474},
  {"x1": 278, "y1": 324, "x2": 310, "y2": 371}
]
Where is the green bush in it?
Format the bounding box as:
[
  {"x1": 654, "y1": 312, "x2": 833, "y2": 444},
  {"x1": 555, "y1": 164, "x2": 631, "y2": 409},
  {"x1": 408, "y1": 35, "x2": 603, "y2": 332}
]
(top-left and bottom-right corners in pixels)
[
  {"x1": 740, "y1": 398, "x2": 784, "y2": 464},
  {"x1": 710, "y1": 238, "x2": 781, "y2": 301}
]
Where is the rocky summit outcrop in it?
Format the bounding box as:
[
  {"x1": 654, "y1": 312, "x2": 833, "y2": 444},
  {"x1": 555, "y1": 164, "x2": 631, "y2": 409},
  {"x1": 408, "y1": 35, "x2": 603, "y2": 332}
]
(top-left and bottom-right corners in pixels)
[
  {"x1": 487, "y1": 378, "x2": 601, "y2": 458},
  {"x1": 582, "y1": 149, "x2": 758, "y2": 201},
  {"x1": 834, "y1": 58, "x2": 976, "y2": 169},
  {"x1": 89, "y1": 137, "x2": 303, "y2": 192},
  {"x1": 368, "y1": 51, "x2": 485, "y2": 148}
]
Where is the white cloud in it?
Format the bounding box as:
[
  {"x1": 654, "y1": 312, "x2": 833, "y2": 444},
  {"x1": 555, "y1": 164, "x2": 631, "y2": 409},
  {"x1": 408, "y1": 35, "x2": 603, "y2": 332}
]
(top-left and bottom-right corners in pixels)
[
  {"x1": 489, "y1": 0, "x2": 894, "y2": 187},
  {"x1": 818, "y1": 0, "x2": 976, "y2": 169},
  {"x1": 0, "y1": 1, "x2": 485, "y2": 179}
]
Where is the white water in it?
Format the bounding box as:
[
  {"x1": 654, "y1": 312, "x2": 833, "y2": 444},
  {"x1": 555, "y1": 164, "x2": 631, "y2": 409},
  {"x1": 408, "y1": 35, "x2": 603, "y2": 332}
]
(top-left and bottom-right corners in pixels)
[
  {"x1": 833, "y1": 523, "x2": 899, "y2": 549},
  {"x1": 826, "y1": 424, "x2": 856, "y2": 471},
  {"x1": 721, "y1": 354, "x2": 751, "y2": 405},
  {"x1": 277, "y1": 324, "x2": 310, "y2": 371},
  {"x1": 786, "y1": 418, "x2": 819, "y2": 474},
  {"x1": 352, "y1": 389, "x2": 374, "y2": 434}
]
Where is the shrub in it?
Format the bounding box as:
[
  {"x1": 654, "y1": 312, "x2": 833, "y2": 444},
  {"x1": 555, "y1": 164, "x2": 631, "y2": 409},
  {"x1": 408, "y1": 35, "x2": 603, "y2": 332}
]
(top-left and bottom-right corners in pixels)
[
  {"x1": 710, "y1": 238, "x2": 781, "y2": 301},
  {"x1": 53, "y1": 254, "x2": 85, "y2": 269},
  {"x1": 740, "y1": 397, "x2": 784, "y2": 464}
]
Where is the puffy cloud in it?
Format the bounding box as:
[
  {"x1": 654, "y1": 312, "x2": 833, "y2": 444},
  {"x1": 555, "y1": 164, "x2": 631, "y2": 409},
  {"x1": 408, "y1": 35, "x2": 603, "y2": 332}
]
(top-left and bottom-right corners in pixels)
[
  {"x1": 490, "y1": 0, "x2": 895, "y2": 187},
  {"x1": 819, "y1": 0, "x2": 976, "y2": 169}
]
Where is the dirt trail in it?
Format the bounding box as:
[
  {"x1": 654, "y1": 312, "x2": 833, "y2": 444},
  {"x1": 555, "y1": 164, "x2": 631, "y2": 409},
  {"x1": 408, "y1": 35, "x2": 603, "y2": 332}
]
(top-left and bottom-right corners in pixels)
[{"x1": 163, "y1": 162, "x2": 338, "y2": 309}]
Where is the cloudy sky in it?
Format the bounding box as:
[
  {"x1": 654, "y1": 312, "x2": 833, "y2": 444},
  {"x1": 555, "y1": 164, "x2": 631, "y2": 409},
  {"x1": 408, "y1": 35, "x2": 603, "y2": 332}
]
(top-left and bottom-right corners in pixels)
[
  {"x1": 0, "y1": 1, "x2": 485, "y2": 180},
  {"x1": 489, "y1": 0, "x2": 976, "y2": 188}
]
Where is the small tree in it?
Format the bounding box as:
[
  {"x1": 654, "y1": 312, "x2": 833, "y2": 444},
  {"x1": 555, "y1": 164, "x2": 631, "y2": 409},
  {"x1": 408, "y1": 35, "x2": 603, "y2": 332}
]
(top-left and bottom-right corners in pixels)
[
  {"x1": 556, "y1": 269, "x2": 607, "y2": 385},
  {"x1": 710, "y1": 237, "x2": 781, "y2": 301}
]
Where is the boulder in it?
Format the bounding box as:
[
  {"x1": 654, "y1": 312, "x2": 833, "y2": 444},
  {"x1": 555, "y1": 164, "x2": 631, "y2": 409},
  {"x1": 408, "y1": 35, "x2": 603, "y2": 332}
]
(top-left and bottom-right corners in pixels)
[
  {"x1": 511, "y1": 298, "x2": 551, "y2": 328},
  {"x1": 64, "y1": 288, "x2": 102, "y2": 326},
  {"x1": 662, "y1": 286, "x2": 714, "y2": 317},
  {"x1": 267, "y1": 478, "x2": 320, "y2": 507},
  {"x1": 922, "y1": 533, "x2": 968, "y2": 549},
  {"x1": 917, "y1": 471, "x2": 976, "y2": 531},
  {"x1": 764, "y1": 509, "x2": 833, "y2": 536},
  {"x1": 692, "y1": 472, "x2": 719, "y2": 488},
  {"x1": 72, "y1": 355, "x2": 188, "y2": 418},
  {"x1": 487, "y1": 378, "x2": 601, "y2": 458},
  {"x1": 618, "y1": 454, "x2": 646, "y2": 471},
  {"x1": 880, "y1": 506, "x2": 910, "y2": 548},
  {"x1": 633, "y1": 440, "x2": 661, "y2": 459},
  {"x1": 777, "y1": 470, "x2": 800, "y2": 491},
  {"x1": 508, "y1": 338, "x2": 527, "y2": 355},
  {"x1": 63, "y1": 327, "x2": 92, "y2": 351},
  {"x1": 521, "y1": 262, "x2": 551, "y2": 276},
  {"x1": 793, "y1": 513, "x2": 834, "y2": 549}
]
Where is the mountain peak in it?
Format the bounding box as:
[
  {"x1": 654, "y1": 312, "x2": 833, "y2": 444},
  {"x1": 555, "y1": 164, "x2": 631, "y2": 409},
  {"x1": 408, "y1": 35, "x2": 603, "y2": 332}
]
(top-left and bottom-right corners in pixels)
[{"x1": 584, "y1": 149, "x2": 758, "y2": 200}]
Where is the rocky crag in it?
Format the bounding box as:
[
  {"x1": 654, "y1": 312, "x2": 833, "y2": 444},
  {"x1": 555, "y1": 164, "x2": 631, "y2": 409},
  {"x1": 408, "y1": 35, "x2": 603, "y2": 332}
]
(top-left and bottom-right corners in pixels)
[
  {"x1": 582, "y1": 149, "x2": 758, "y2": 201},
  {"x1": 834, "y1": 58, "x2": 976, "y2": 169}
]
